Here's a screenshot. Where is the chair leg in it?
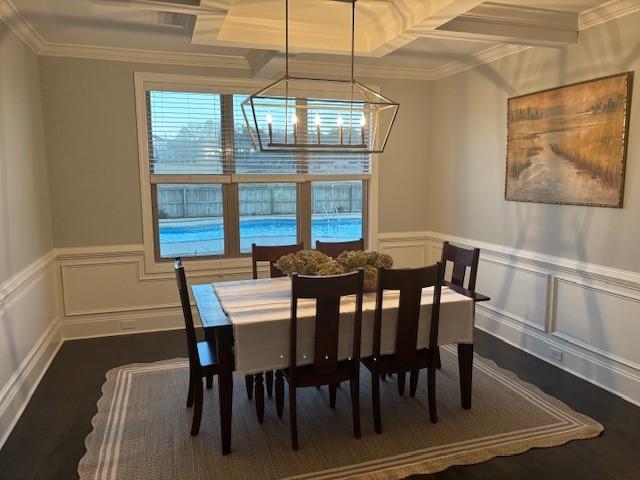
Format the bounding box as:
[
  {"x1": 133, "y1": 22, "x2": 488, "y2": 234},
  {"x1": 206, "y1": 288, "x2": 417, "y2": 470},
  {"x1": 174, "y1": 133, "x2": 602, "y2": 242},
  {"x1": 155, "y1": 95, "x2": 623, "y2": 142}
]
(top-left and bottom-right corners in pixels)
[
  {"x1": 350, "y1": 377, "x2": 361, "y2": 439},
  {"x1": 255, "y1": 372, "x2": 265, "y2": 424},
  {"x1": 265, "y1": 370, "x2": 274, "y2": 398},
  {"x1": 186, "y1": 371, "x2": 194, "y2": 408},
  {"x1": 190, "y1": 378, "x2": 204, "y2": 436},
  {"x1": 372, "y1": 371, "x2": 382, "y2": 434},
  {"x1": 329, "y1": 384, "x2": 337, "y2": 409},
  {"x1": 410, "y1": 369, "x2": 419, "y2": 397},
  {"x1": 275, "y1": 370, "x2": 284, "y2": 418},
  {"x1": 245, "y1": 375, "x2": 254, "y2": 400},
  {"x1": 289, "y1": 384, "x2": 299, "y2": 451},
  {"x1": 206, "y1": 374, "x2": 213, "y2": 389},
  {"x1": 428, "y1": 366, "x2": 438, "y2": 424},
  {"x1": 397, "y1": 371, "x2": 406, "y2": 395},
  {"x1": 434, "y1": 348, "x2": 442, "y2": 369}
]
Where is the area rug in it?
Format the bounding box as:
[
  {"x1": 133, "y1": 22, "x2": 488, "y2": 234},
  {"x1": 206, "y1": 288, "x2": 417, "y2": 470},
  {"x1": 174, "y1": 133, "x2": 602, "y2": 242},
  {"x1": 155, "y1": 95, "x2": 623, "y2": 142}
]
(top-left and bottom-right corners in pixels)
[{"x1": 78, "y1": 346, "x2": 603, "y2": 480}]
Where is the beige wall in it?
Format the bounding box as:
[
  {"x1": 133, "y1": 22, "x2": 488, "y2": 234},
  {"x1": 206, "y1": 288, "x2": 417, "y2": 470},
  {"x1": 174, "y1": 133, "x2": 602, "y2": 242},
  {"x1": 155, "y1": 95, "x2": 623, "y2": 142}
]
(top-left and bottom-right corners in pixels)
[
  {"x1": 429, "y1": 13, "x2": 640, "y2": 272},
  {"x1": 377, "y1": 79, "x2": 431, "y2": 233},
  {"x1": 0, "y1": 26, "x2": 60, "y2": 446},
  {"x1": 0, "y1": 25, "x2": 52, "y2": 281},
  {"x1": 39, "y1": 57, "x2": 430, "y2": 248}
]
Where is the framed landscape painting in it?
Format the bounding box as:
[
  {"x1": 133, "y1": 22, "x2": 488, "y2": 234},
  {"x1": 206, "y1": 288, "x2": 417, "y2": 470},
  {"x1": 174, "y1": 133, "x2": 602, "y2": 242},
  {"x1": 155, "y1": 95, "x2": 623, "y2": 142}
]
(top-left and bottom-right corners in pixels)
[{"x1": 505, "y1": 72, "x2": 633, "y2": 208}]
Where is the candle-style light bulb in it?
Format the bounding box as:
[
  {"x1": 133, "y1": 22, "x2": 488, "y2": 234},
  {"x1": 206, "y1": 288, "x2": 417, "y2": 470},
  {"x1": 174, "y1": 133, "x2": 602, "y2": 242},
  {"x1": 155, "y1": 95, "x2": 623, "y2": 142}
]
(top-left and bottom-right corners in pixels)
[
  {"x1": 292, "y1": 112, "x2": 298, "y2": 144},
  {"x1": 266, "y1": 112, "x2": 273, "y2": 144},
  {"x1": 315, "y1": 114, "x2": 321, "y2": 144},
  {"x1": 360, "y1": 113, "x2": 366, "y2": 145},
  {"x1": 337, "y1": 115, "x2": 344, "y2": 144}
]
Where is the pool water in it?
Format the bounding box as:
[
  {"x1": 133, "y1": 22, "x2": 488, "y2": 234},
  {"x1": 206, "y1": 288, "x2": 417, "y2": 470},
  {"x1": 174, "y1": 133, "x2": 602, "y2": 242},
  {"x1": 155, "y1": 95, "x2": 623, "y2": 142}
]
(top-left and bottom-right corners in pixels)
[{"x1": 159, "y1": 217, "x2": 363, "y2": 257}]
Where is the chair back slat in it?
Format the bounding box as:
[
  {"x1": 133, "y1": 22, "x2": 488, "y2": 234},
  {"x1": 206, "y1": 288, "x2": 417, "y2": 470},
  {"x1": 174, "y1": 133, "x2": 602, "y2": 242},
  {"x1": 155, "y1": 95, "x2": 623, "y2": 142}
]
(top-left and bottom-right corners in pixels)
[
  {"x1": 290, "y1": 270, "x2": 364, "y2": 378},
  {"x1": 174, "y1": 258, "x2": 199, "y2": 368},
  {"x1": 374, "y1": 263, "x2": 444, "y2": 363},
  {"x1": 441, "y1": 241, "x2": 480, "y2": 291},
  {"x1": 313, "y1": 297, "x2": 341, "y2": 375},
  {"x1": 252, "y1": 242, "x2": 304, "y2": 279},
  {"x1": 315, "y1": 238, "x2": 365, "y2": 259},
  {"x1": 394, "y1": 287, "x2": 422, "y2": 366}
]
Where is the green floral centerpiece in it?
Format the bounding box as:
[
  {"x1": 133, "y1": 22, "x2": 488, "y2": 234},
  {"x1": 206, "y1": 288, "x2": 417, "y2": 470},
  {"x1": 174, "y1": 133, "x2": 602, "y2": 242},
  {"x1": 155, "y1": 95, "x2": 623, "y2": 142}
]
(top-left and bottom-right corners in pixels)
[
  {"x1": 337, "y1": 250, "x2": 393, "y2": 291},
  {"x1": 274, "y1": 249, "x2": 393, "y2": 292}
]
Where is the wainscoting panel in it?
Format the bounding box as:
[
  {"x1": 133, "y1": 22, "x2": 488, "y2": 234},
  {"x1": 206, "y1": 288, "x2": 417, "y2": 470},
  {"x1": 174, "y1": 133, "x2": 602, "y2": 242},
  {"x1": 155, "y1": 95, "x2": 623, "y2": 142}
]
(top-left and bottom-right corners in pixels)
[
  {"x1": 378, "y1": 231, "x2": 640, "y2": 406},
  {"x1": 377, "y1": 233, "x2": 430, "y2": 268},
  {"x1": 0, "y1": 252, "x2": 62, "y2": 449},
  {"x1": 57, "y1": 246, "x2": 258, "y2": 338},
  {"x1": 553, "y1": 276, "x2": 640, "y2": 367}
]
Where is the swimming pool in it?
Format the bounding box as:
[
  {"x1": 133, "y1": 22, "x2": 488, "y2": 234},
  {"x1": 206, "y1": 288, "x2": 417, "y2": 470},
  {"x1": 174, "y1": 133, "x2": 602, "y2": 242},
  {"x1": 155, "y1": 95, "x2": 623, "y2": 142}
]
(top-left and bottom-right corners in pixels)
[{"x1": 158, "y1": 216, "x2": 363, "y2": 257}]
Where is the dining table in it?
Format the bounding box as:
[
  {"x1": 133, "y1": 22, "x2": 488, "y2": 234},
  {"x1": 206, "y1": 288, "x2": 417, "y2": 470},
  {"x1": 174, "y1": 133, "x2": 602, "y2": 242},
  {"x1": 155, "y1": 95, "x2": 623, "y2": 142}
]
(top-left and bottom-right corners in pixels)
[{"x1": 192, "y1": 277, "x2": 490, "y2": 455}]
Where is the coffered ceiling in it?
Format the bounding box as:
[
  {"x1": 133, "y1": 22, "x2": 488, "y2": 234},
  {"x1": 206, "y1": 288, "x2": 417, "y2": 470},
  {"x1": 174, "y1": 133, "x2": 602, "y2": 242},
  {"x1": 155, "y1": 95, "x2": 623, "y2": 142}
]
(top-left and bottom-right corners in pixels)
[{"x1": 1, "y1": 0, "x2": 638, "y2": 79}]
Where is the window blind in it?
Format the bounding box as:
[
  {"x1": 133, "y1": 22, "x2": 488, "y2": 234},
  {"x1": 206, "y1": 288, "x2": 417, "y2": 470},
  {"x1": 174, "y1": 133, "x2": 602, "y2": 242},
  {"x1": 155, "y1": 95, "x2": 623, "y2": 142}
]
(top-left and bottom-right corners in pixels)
[
  {"x1": 146, "y1": 90, "x2": 371, "y2": 177},
  {"x1": 147, "y1": 90, "x2": 224, "y2": 175}
]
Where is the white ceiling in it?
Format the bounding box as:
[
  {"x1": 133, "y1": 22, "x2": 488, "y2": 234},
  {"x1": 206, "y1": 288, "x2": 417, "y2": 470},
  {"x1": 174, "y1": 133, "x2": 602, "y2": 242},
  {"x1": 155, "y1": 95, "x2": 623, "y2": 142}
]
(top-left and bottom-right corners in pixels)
[{"x1": 2, "y1": 0, "x2": 632, "y2": 79}]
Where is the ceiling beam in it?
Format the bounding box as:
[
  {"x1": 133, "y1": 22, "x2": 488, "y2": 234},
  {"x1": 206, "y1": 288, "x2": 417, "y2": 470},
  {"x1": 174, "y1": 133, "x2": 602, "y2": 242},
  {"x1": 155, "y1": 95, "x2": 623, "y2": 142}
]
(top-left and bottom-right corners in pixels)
[
  {"x1": 246, "y1": 49, "x2": 284, "y2": 77},
  {"x1": 429, "y1": 2, "x2": 578, "y2": 47},
  {"x1": 366, "y1": 0, "x2": 485, "y2": 57}
]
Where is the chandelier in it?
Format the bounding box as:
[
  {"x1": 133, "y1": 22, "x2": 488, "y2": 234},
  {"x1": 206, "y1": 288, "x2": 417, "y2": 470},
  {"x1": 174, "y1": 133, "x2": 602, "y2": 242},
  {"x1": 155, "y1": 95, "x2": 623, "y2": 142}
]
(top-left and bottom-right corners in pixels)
[{"x1": 241, "y1": 0, "x2": 399, "y2": 154}]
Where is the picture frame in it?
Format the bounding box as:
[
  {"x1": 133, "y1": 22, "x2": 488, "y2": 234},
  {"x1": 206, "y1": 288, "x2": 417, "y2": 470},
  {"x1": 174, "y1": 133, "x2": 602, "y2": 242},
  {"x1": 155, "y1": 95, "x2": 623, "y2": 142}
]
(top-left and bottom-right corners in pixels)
[{"x1": 505, "y1": 72, "x2": 633, "y2": 208}]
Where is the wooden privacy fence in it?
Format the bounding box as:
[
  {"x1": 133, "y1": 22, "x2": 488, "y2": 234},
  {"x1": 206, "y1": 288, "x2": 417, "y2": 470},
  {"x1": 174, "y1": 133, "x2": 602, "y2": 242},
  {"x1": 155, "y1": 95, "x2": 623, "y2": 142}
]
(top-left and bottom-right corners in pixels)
[{"x1": 157, "y1": 183, "x2": 362, "y2": 219}]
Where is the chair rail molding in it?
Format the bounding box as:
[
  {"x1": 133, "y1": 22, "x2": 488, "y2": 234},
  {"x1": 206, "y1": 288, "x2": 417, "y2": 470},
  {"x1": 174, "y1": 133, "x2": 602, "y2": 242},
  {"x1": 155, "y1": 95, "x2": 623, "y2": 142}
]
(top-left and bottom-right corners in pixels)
[
  {"x1": 0, "y1": 250, "x2": 62, "y2": 450},
  {"x1": 378, "y1": 230, "x2": 640, "y2": 407}
]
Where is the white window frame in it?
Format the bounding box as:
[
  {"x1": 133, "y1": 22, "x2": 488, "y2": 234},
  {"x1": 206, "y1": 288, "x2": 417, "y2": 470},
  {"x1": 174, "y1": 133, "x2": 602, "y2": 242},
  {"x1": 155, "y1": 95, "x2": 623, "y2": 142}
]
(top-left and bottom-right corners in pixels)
[{"x1": 134, "y1": 72, "x2": 379, "y2": 275}]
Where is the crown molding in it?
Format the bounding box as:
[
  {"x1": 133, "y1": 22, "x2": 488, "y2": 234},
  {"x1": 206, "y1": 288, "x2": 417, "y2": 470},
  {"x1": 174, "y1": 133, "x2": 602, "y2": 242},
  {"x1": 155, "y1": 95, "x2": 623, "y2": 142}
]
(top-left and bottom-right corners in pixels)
[
  {"x1": 579, "y1": 0, "x2": 640, "y2": 30},
  {"x1": 37, "y1": 42, "x2": 250, "y2": 70},
  {"x1": 428, "y1": 43, "x2": 530, "y2": 80},
  {"x1": 2, "y1": 0, "x2": 640, "y2": 81},
  {"x1": 0, "y1": 0, "x2": 44, "y2": 53}
]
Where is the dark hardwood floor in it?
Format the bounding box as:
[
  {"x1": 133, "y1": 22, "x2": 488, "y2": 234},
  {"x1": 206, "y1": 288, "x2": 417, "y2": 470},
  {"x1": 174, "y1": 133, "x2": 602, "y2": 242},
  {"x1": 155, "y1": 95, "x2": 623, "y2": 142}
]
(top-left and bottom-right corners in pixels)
[{"x1": 0, "y1": 328, "x2": 638, "y2": 480}]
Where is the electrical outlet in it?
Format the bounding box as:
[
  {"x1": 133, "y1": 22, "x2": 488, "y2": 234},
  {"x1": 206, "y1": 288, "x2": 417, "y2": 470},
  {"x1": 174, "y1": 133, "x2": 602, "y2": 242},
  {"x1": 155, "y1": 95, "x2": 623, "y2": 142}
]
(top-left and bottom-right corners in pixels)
[
  {"x1": 550, "y1": 347, "x2": 563, "y2": 362},
  {"x1": 121, "y1": 319, "x2": 137, "y2": 331}
]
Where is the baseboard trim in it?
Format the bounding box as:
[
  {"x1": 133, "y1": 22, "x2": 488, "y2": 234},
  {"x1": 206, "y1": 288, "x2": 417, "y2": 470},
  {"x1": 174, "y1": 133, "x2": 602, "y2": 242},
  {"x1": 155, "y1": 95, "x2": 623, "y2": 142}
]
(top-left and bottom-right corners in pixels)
[
  {"x1": 60, "y1": 308, "x2": 188, "y2": 340},
  {"x1": 0, "y1": 319, "x2": 62, "y2": 449},
  {"x1": 476, "y1": 306, "x2": 640, "y2": 408}
]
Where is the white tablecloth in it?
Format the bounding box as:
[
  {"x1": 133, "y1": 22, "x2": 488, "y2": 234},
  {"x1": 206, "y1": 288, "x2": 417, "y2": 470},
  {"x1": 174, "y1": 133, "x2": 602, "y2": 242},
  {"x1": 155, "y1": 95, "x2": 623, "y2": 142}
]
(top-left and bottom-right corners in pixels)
[{"x1": 213, "y1": 276, "x2": 474, "y2": 374}]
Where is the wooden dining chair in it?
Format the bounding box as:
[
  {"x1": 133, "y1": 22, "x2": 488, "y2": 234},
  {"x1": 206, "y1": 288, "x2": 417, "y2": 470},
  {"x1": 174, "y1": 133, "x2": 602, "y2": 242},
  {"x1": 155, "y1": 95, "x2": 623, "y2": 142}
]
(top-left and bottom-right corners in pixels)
[
  {"x1": 362, "y1": 263, "x2": 444, "y2": 433},
  {"x1": 434, "y1": 241, "x2": 480, "y2": 369},
  {"x1": 315, "y1": 238, "x2": 365, "y2": 258},
  {"x1": 275, "y1": 269, "x2": 365, "y2": 450},
  {"x1": 174, "y1": 258, "x2": 218, "y2": 436},
  {"x1": 252, "y1": 242, "x2": 304, "y2": 279},
  {"x1": 248, "y1": 242, "x2": 304, "y2": 423}
]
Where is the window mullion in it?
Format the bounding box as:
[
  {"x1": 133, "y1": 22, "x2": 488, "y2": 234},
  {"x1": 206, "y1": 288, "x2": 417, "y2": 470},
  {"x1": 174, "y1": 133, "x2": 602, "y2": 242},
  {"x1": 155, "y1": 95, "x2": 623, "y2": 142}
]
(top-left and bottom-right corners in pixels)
[
  {"x1": 298, "y1": 181, "x2": 311, "y2": 249},
  {"x1": 362, "y1": 179, "x2": 369, "y2": 248},
  {"x1": 221, "y1": 94, "x2": 240, "y2": 257},
  {"x1": 224, "y1": 183, "x2": 240, "y2": 257}
]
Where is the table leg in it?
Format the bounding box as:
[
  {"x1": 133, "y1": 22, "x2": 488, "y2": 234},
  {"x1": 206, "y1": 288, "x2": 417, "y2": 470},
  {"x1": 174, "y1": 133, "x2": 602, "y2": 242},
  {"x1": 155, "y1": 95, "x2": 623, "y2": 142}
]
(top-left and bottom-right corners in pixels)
[
  {"x1": 214, "y1": 326, "x2": 234, "y2": 455},
  {"x1": 255, "y1": 373, "x2": 265, "y2": 423},
  {"x1": 458, "y1": 343, "x2": 473, "y2": 410}
]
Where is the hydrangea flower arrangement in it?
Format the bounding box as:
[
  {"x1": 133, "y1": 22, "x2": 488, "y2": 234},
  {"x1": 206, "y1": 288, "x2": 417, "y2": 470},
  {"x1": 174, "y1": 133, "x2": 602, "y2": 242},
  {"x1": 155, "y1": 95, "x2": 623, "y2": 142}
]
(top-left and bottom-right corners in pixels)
[
  {"x1": 337, "y1": 250, "x2": 393, "y2": 291},
  {"x1": 274, "y1": 249, "x2": 393, "y2": 292},
  {"x1": 274, "y1": 250, "x2": 343, "y2": 276}
]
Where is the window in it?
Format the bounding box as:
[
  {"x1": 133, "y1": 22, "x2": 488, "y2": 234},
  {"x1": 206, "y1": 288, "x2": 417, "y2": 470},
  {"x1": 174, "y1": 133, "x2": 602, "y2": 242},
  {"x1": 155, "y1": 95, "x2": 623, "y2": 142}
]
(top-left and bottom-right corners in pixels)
[
  {"x1": 312, "y1": 180, "x2": 364, "y2": 245},
  {"x1": 139, "y1": 76, "x2": 373, "y2": 261},
  {"x1": 239, "y1": 183, "x2": 298, "y2": 253},
  {"x1": 155, "y1": 184, "x2": 224, "y2": 258}
]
